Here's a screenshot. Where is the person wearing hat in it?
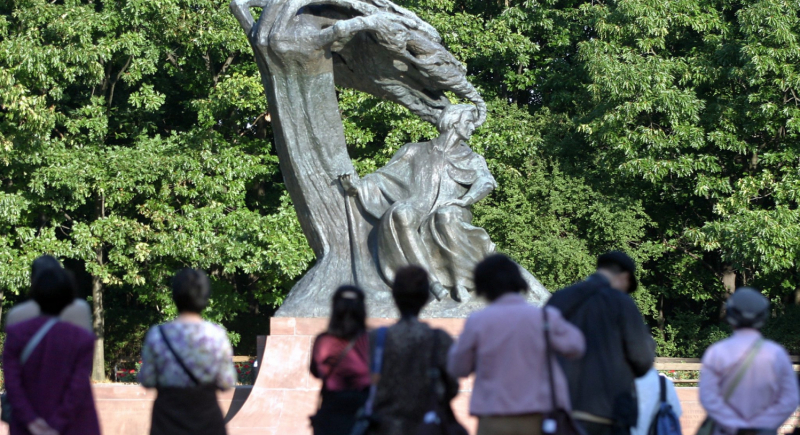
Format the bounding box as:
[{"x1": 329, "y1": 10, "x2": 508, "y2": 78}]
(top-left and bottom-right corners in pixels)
[
  {"x1": 546, "y1": 251, "x2": 656, "y2": 435},
  {"x1": 699, "y1": 288, "x2": 799, "y2": 435}
]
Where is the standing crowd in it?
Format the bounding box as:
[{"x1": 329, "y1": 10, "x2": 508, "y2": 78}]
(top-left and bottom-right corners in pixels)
[{"x1": 1, "y1": 252, "x2": 798, "y2": 435}]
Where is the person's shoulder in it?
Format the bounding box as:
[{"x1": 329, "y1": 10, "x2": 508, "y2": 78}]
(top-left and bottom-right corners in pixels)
[
  {"x1": 762, "y1": 338, "x2": 793, "y2": 361},
  {"x1": 430, "y1": 326, "x2": 454, "y2": 346},
  {"x1": 5, "y1": 300, "x2": 40, "y2": 329},
  {"x1": 202, "y1": 321, "x2": 230, "y2": 340}
]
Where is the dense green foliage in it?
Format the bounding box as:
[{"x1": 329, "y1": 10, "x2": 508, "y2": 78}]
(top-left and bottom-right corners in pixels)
[{"x1": 1, "y1": 0, "x2": 798, "y2": 376}]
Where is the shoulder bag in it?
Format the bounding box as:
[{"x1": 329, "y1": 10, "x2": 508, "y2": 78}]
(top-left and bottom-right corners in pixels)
[
  {"x1": 1, "y1": 318, "x2": 60, "y2": 423},
  {"x1": 695, "y1": 338, "x2": 764, "y2": 435},
  {"x1": 350, "y1": 327, "x2": 388, "y2": 435},
  {"x1": 414, "y1": 330, "x2": 468, "y2": 435},
  {"x1": 543, "y1": 309, "x2": 587, "y2": 435}
]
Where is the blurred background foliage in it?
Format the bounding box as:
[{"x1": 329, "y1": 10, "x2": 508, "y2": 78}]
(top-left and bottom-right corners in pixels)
[{"x1": 1, "y1": 0, "x2": 798, "y2": 378}]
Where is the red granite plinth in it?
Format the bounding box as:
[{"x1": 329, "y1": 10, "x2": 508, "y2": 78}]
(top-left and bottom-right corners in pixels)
[{"x1": 225, "y1": 317, "x2": 476, "y2": 435}]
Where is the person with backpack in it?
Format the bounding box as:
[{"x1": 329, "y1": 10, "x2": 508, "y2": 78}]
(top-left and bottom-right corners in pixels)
[
  {"x1": 699, "y1": 288, "x2": 799, "y2": 435},
  {"x1": 138, "y1": 268, "x2": 237, "y2": 435},
  {"x1": 632, "y1": 369, "x2": 682, "y2": 435},
  {"x1": 448, "y1": 254, "x2": 586, "y2": 435},
  {"x1": 2, "y1": 266, "x2": 100, "y2": 435},
  {"x1": 547, "y1": 251, "x2": 656, "y2": 435},
  {"x1": 366, "y1": 265, "x2": 460, "y2": 435},
  {"x1": 309, "y1": 286, "x2": 371, "y2": 435}
]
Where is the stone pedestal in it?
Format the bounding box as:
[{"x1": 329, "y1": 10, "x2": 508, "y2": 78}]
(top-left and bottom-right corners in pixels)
[{"x1": 226, "y1": 317, "x2": 476, "y2": 435}]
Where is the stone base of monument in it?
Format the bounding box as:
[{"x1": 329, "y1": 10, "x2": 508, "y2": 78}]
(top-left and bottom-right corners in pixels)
[{"x1": 225, "y1": 317, "x2": 476, "y2": 435}]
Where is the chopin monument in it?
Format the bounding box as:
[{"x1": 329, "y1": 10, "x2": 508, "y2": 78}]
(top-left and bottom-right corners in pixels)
[{"x1": 231, "y1": 0, "x2": 549, "y2": 317}]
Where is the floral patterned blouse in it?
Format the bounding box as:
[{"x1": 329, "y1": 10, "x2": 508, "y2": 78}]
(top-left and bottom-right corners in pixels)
[{"x1": 139, "y1": 320, "x2": 237, "y2": 389}]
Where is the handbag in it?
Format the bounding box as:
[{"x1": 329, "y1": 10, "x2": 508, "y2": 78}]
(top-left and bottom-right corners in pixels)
[
  {"x1": 414, "y1": 331, "x2": 467, "y2": 435},
  {"x1": 695, "y1": 339, "x2": 764, "y2": 435},
  {"x1": 309, "y1": 335, "x2": 359, "y2": 432},
  {"x1": 542, "y1": 309, "x2": 587, "y2": 435},
  {"x1": 350, "y1": 327, "x2": 388, "y2": 435},
  {"x1": 1, "y1": 318, "x2": 59, "y2": 423}
]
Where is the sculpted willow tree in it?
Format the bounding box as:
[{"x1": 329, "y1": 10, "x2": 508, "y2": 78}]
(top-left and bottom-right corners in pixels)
[{"x1": 231, "y1": 0, "x2": 548, "y2": 316}]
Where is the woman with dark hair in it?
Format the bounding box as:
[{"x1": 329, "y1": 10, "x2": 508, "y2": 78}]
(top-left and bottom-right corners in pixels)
[
  {"x1": 448, "y1": 254, "x2": 585, "y2": 435},
  {"x1": 5, "y1": 255, "x2": 93, "y2": 332},
  {"x1": 139, "y1": 268, "x2": 237, "y2": 435},
  {"x1": 3, "y1": 266, "x2": 101, "y2": 435},
  {"x1": 369, "y1": 265, "x2": 460, "y2": 435},
  {"x1": 309, "y1": 285, "x2": 371, "y2": 435}
]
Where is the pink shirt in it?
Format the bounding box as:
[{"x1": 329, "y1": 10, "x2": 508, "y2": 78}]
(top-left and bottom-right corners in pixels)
[
  {"x1": 311, "y1": 333, "x2": 371, "y2": 392},
  {"x1": 448, "y1": 294, "x2": 585, "y2": 416},
  {"x1": 700, "y1": 329, "x2": 799, "y2": 434}
]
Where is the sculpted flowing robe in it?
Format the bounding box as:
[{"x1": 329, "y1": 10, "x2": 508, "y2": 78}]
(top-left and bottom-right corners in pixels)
[{"x1": 356, "y1": 141, "x2": 497, "y2": 290}]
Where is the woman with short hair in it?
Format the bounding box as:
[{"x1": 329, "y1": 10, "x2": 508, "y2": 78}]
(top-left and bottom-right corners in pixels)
[
  {"x1": 448, "y1": 254, "x2": 586, "y2": 435},
  {"x1": 309, "y1": 285, "x2": 371, "y2": 435},
  {"x1": 3, "y1": 266, "x2": 101, "y2": 435},
  {"x1": 370, "y1": 265, "x2": 460, "y2": 435},
  {"x1": 139, "y1": 268, "x2": 237, "y2": 435}
]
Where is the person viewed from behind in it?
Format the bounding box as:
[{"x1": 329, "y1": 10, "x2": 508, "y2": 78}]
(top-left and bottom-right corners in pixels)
[
  {"x1": 370, "y1": 265, "x2": 459, "y2": 435},
  {"x1": 310, "y1": 285, "x2": 371, "y2": 435},
  {"x1": 139, "y1": 268, "x2": 237, "y2": 435},
  {"x1": 448, "y1": 254, "x2": 586, "y2": 435},
  {"x1": 631, "y1": 369, "x2": 682, "y2": 435},
  {"x1": 547, "y1": 251, "x2": 656, "y2": 435},
  {"x1": 3, "y1": 267, "x2": 100, "y2": 435},
  {"x1": 699, "y1": 288, "x2": 799, "y2": 435},
  {"x1": 5, "y1": 255, "x2": 92, "y2": 332}
]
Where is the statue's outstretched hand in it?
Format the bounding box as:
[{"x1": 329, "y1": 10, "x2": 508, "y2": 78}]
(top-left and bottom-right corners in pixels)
[{"x1": 339, "y1": 172, "x2": 360, "y2": 197}]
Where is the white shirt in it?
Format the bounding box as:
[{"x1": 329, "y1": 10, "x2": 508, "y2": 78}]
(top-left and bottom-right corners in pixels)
[{"x1": 632, "y1": 369, "x2": 683, "y2": 435}]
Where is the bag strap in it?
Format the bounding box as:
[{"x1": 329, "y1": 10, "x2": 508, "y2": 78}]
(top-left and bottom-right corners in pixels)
[
  {"x1": 363, "y1": 327, "x2": 388, "y2": 416},
  {"x1": 543, "y1": 308, "x2": 558, "y2": 411},
  {"x1": 659, "y1": 374, "x2": 667, "y2": 404},
  {"x1": 723, "y1": 338, "x2": 764, "y2": 401},
  {"x1": 320, "y1": 336, "x2": 359, "y2": 388},
  {"x1": 21, "y1": 318, "x2": 59, "y2": 365},
  {"x1": 158, "y1": 325, "x2": 200, "y2": 386}
]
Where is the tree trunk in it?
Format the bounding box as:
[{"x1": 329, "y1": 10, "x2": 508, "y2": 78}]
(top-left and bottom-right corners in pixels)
[
  {"x1": 720, "y1": 265, "x2": 737, "y2": 319},
  {"x1": 91, "y1": 269, "x2": 105, "y2": 381},
  {"x1": 91, "y1": 193, "x2": 106, "y2": 381}
]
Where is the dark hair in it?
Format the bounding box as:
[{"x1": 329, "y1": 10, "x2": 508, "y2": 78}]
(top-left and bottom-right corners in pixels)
[
  {"x1": 474, "y1": 254, "x2": 528, "y2": 302},
  {"x1": 31, "y1": 267, "x2": 77, "y2": 315},
  {"x1": 172, "y1": 268, "x2": 211, "y2": 313},
  {"x1": 392, "y1": 266, "x2": 430, "y2": 317},
  {"x1": 30, "y1": 255, "x2": 62, "y2": 290},
  {"x1": 327, "y1": 286, "x2": 367, "y2": 339}
]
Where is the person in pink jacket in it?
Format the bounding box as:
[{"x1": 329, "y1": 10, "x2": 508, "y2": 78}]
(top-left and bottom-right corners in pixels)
[
  {"x1": 700, "y1": 288, "x2": 799, "y2": 435},
  {"x1": 448, "y1": 254, "x2": 586, "y2": 435}
]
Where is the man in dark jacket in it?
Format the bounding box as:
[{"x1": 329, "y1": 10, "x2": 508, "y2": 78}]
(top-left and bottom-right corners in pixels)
[{"x1": 547, "y1": 251, "x2": 655, "y2": 435}]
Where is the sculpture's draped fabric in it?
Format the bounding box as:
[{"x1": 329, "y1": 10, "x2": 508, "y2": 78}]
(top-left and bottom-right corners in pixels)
[{"x1": 357, "y1": 142, "x2": 496, "y2": 288}]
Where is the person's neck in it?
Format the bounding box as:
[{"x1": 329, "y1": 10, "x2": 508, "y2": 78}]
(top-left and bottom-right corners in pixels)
[
  {"x1": 400, "y1": 313, "x2": 419, "y2": 322},
  {"x1": 595, "y1": 269, "x2": 627, "y2": 293},
  {"x1": 176, "y1": 312, "x2": 203, "y2": 323}
]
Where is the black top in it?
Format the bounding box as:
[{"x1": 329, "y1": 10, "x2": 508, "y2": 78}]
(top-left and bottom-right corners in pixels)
[
  {"x1": 369, "y1": 317, "x2": 458, "y2": 435},
  {"x1": 547, "y1": 273, "x2": 655, "y2": 421}
]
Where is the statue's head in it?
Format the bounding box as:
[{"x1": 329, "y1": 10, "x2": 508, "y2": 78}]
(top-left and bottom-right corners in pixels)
[{"x1": 436, "y1": 104, "x2": 478, "y2": 140}]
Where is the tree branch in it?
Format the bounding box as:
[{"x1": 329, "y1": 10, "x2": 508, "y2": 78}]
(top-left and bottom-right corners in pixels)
[{"x1": 108, "y1": 55, "x2": 133, "y2": 108}]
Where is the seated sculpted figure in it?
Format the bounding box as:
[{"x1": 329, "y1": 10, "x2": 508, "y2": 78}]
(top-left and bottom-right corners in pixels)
[{"x1": 340, "y1": 104, "x2": 497, "y2": 302}]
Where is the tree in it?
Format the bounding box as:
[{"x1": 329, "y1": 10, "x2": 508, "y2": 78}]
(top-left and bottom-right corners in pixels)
[{"x1": 0, "y1": 0, "x2": 312, "y2": 379}]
